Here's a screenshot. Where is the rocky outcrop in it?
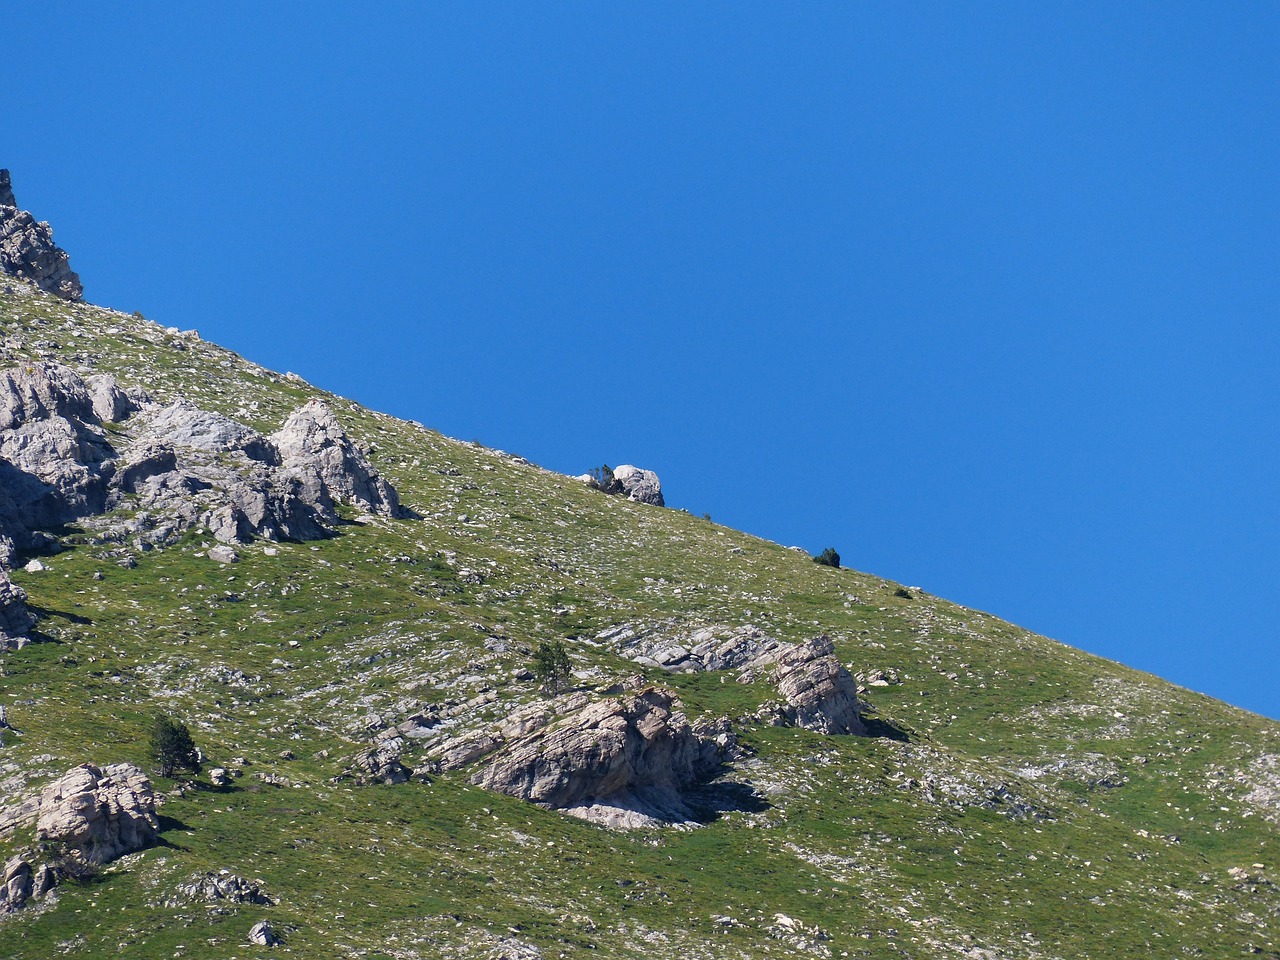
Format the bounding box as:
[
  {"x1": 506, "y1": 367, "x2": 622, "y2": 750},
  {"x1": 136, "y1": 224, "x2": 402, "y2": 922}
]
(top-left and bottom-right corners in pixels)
[
  {"x1": 0, "y1": 570, "x2": 36, "y2": 648},
  {"x1": 611, "y1": 624, "x2": 870, "y2": 737},
  {"x1": 610, "y1": 623, "x2": 788, "y2": 674},
  {"x1": 1, "y1": 856, "x2": 54, "y2": 915},
  {"x1": 270, "y1": 399, "x2": 403, "y2": 518},
  {"x1": 0, "y1": 361, "x2": 406, "y2": 558},
  {"x1": 352, "y1": 738, "x2": 411, "y2": 785},
  {"x1": 472, "y1": 688, "x2": 735, "y2": 828},
  {"x1": 0, "y1": 171, "x2": 82, "y2": 301},
  {"x1": 579, "y1": 464, "x2": 665, "y2": 507},
  {"x1": 0, "y1": 362, "x2": 119, "y2": 560},
  {"x1": 753, "y1": 636, "x2": 868, "y2": 736},
  {"x1": 173, "y1": 871, "x2": 273, "y2": 907},
  {"x1": 34, "y1": 763, "x2": 158, "y2": 864}
]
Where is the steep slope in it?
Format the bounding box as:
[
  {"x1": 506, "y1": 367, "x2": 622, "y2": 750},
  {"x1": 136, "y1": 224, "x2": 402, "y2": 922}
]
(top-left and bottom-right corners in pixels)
[{"x1": 0, "y1": 277, "x2": 1278, "y2": 959}]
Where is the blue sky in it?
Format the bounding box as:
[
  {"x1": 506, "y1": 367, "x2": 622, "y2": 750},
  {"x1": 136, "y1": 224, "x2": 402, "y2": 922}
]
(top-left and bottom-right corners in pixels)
[{"x1": 5, "y1": 4, "x2": 1278, "y2": 717}]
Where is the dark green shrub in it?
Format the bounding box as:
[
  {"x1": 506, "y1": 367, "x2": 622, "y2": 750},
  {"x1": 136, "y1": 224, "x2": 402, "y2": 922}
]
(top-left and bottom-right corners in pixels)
[
  {"x1": 148, "y1": 713, "x2": 201, "y2": 778},
  {"x1": 813, "y1": 547, "x2": 840, "y2": 568},
  {"x1": 532, "y1": 640, "x2": 572, "y2": 695}
]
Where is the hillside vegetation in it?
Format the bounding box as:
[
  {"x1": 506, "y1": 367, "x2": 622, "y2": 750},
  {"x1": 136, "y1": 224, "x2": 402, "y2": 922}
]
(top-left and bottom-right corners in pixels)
[{"x1": 1, "y1": 280, "x2": 1278, "y2": 959}]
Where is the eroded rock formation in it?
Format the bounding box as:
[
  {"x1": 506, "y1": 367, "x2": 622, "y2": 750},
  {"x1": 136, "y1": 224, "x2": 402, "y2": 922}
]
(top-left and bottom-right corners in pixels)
[
  {"x1": 753, "y1": 636, "x2": 868, "y2": 736},
  {"x1": 472, "y1": 687, "x2": 734, "y2": 828},
  {"x1": 612, "y1": 624, "x2": 870, "y2": 737},
  {"x1": 579, "y1": 464, "x2": 665, "y2": 507},
  {"x1": 0, "y1": 361, "x2": 405, "y2": 561},
  {"x1": 35, "y1": 763, "x2": 158, "y2": 863},
  {"x1": 0, "y1": 170, "x2": 82, "y2": 301}
]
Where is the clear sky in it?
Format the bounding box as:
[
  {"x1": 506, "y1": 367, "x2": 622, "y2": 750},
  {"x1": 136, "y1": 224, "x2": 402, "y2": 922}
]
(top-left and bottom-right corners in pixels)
[{"x1": 5, "y1": 4, "x2": 1277, "y2": 717}]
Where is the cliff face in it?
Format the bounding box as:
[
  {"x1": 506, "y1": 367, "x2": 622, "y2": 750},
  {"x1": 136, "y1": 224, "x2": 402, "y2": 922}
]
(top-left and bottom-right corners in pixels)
[{"x1": 0, "y1": 171, "x2": 82, "y2": 301}]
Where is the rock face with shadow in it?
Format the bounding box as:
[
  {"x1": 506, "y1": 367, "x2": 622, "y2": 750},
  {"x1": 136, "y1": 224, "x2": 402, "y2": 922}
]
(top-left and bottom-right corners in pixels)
[
  {"x1": 35, "y1": 763, "x2": 158, "y2": 863},
  {"x1": 751, "y1": 636, "x2": 869, "y2": 736},
  {"x1": 0, "y1": 570, "x2": 35, "y2": 649},
  {"x1": 471, "y1": 687, "x2": 735, "y2": 829},
  {"x1": 0, "y1": 361, "x2": 405, "y2": 562},
  {"x1": 578, "y1": 463, "x2": 665, "y2": 507},
  {"x1": 0, "y1": 170, "x2": 82, "y2": 301}
]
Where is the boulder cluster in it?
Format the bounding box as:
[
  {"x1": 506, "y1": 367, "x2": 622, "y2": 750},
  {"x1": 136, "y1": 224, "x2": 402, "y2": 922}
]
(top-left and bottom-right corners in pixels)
[
  {"x1": 0, "y1": 360, "x2": 404, "y2": 647},
  {"x1": 0, "y1": 170, "x2": 82, "y2": 301}
]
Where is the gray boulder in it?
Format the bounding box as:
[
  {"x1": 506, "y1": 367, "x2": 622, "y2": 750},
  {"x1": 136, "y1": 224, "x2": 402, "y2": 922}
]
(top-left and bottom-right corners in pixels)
[
  {"x1": 472, "y1": 687, "x2": 734, "y2": 828},
  {"x1": 35, "y1": 763, "x2": 158, "y2": 864},
  {"x1": 0, "y1": 170, "x2": 82, "y2": 301},
  {"x1": 0, "y1": 856, "x2": 32, "y2": 914},
  {"x1": 609, "y1": 464, "x2": 664, "y2": 506},
  {"x1": 0, "y1": 569, "x2": 36, "y2": 649},
  {"x1": 757, "y1": 636, "x2": 868, "y2": 736},
  {"x1": 248, "y1": 920, "x2": 277, "y2": 946},
  {"x1": 581, "y1": 463, "x2": 665, "y2": 507},
  {"x1": 270, "y1": 399, "x2": 402, "y2": 517}
]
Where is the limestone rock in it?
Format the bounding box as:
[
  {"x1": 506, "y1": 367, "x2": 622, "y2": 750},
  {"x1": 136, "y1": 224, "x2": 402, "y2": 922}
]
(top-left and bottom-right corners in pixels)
[
  {"x1": 0, "y1": 569, "x2": 36, "y2": 649},
  {"x1": 0, "y1": 171, "x2": 82, "y2": 301},
  {"x1": 1, "y1": 856, "x2": 33, "y2": 914},
  {"x1": 610, "y1": 464, "x2": 664, "y2": 506},
  {"x1": 0, "y1": 362, "x2": 120, "y2": 557},
  {"x1": 35, "y1": 763, "x2": 158, "y2": 863},
  {"x1": 758, "y1": 636, "x2": 868, "y2": 736},
  {"x1": 269, "y1": 399, "x2": 402, "y2": 518},
  {"x1": 0, "y1": 364, "x2": 405, "y2": 557},
  {"x1": 248, "y1": 920, "x2": 277, "y2": 946},
  {"x1": 583, "y1": 464, "x2": 665, "y2": 506},
  {"x1": 472, "y1": 688, "x2": 734, "y2": 828},
  {"x1": 174, "y1": 870, "x2": 272, "y2": 906},
  {"x1": 615, "y1": 623, "x2": 787, "y2": 674},
  {"x1": 352, "y1": 739, "x2": 411, "y2": 784}
]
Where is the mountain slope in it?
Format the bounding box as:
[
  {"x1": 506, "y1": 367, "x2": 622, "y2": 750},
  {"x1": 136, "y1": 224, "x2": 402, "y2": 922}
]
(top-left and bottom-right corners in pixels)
[{"x1": 0, "y1": 278, "x2": 1278, "y2": 959}]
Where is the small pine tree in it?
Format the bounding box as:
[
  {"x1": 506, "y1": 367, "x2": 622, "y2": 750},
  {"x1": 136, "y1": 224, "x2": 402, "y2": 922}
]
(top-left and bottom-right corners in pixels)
[
  {"x1": 532, "y1": 640, "x2": 572, "y2": 695},
  {"x1": 148, "y1": 713, "x2": 201, "y2": 778},
  {"x1": 813, "y1": 547, "x2": 841, "y2": 568},
  {"x1": 588, "y1": 464, "x2": 614, "y2": 490}
]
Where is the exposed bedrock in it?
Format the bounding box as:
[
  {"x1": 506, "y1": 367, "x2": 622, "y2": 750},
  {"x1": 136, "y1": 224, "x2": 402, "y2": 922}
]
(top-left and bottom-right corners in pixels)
[
  {"x1": 0, "y1": 361, "x2": 405, "y2": 559},
  {"x1": 472, "y1": 687, "x2": 735, "y2": 829},
  {"x1": 0, "y1": 170, "x2": 82, "y2": 301}
]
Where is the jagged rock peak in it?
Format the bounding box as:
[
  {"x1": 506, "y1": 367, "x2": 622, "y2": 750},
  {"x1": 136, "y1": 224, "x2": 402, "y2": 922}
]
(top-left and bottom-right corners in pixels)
[{"x1": 0, "y1": 170, "x2": 83, "y2": 302}]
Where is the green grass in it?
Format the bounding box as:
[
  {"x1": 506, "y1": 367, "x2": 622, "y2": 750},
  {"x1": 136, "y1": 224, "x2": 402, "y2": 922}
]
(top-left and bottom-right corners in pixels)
[{"x1": 1, "y1": 282, "x2": 1279, "y2": 958}]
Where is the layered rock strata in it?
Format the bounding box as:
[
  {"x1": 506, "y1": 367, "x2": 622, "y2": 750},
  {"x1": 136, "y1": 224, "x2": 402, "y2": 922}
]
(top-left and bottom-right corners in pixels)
[
  {"x1": 471, "y1": 687, "x2": 734, "y2": 829},
  {"x1": 612, "y1": 623, "x2": 869, "y2": 736},
  {"x1": 35, "y1": 763, "x2": 158, "y2": 863}
]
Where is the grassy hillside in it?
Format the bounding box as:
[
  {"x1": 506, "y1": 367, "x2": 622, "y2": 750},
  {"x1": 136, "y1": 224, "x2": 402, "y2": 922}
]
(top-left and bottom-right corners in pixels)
[{"x1": 1, "y1": 281, "x2": 1278, "y2": 959}]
